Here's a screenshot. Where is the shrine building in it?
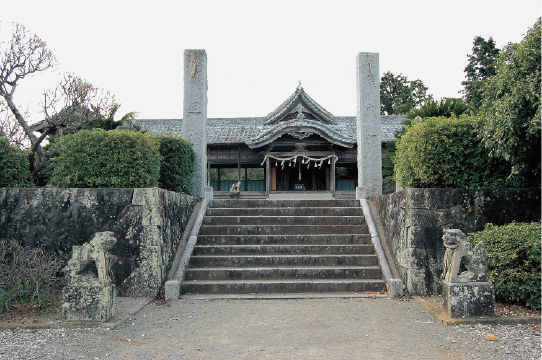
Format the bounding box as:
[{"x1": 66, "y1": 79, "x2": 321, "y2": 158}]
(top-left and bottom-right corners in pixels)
[{"x1": 134, "y1": 86, "x2": 404, "y2": 198}]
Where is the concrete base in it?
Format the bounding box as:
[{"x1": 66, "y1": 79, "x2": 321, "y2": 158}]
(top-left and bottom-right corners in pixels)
[
  {"x1": 165, "y1": 280, "x2": 180, "y2": 301},
  {"x1": 62, "y1": 284, "x2": 115, "y2": 322},
  {"x1": 442, "y1": 281, "x2": 494, "y2": 318},
  {"x1": 387, "y1": 279, "x2": 404, "y2": 298}
]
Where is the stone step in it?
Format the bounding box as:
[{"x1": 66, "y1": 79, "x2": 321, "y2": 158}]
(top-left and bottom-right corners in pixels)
[
  {"x1": 188, "y1": 254, "x2": 379, "y2": 267},
  {"x1": 196, "y1": 234, "x2": 372, "y2": 246},
  {"x1": 193, "y1": 244, "x2": 375, "y2": 255},
  {"x1": 182, "y1": 199, "x2": 385, "y2": 296},
  {"x1": 209, "y1": 199, "x2": 360, "y2": 208},
  {"x1": 203, "y1": 215, "x2": 365, "y2": 226},
  {"x1": 182, "y1": 279, "x2": 387, "y2": 295},
  {"x1": 206, "y1": 207, "x2": 363, "y2": 217},
  {"x1": 199, "y1": 224, "x2": 369, "y2": 236},
  {"x1": 185, "y1": 266, "x2": 383, "y2": 281}
]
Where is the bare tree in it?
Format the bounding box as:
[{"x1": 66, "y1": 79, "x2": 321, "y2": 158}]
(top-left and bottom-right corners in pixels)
[
  {"x1": 40, "y1": 73, "x2": 117, "y2": 141},
  {"x1": 0, "y1": 22, "x2": 128, "y2": 180},
  {"x1": 0, "y1": 22, "x2": 56, "y2": 175},
  {"x1": 0, "y1": 100, "x2": 28, "y2": 148}
]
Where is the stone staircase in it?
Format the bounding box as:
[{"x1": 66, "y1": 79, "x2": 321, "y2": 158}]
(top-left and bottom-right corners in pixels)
[{"x1": 182, "y1": 199, "x2": 386, "y2": 296}]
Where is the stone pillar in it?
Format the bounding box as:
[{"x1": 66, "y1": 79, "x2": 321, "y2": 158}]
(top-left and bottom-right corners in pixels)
[
  {"x1": 182, "y1": 49, "x2": 208, "y2": 198},
  {"x1": 356, "y1": 53, "x2": 382, "y2": 199}
]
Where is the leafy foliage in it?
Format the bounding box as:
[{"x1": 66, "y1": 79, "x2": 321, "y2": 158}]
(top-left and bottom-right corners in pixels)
[
  {"x1": 469, "y1": 222, "x2": 541, "y2": 310},
  {"x1": 394, "y1": 116, "x2": 510, "y2": 188},
  {"x1": 461, "y1": 36, "x2": 500, "y2": 110},
  {"x1": 0, "y1": 135, "x2": 33, "y2": 187},
  {"x1": 382, "y1": 141, "x2": 397, "y2": 193},
  {"x1": 154, "y1": 135, "x2": 195, "y2": 194},
  {"x1": 51, "y1": 129, "x2": 161, "y2": 188},
  {"x1": 479, "y1": 18, "x2": 541, "y2": 187},
  {"x1": 407, "y1": 98, "x2": 470, "y2": 120},
  {"x1": 380, "y1": 71, "x2": 432, "y2": 115}
]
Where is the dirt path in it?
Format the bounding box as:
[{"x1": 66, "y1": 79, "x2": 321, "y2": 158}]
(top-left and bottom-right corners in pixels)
[{"x1": 1, "y1": 297, "x2": 540, "y2": 360}]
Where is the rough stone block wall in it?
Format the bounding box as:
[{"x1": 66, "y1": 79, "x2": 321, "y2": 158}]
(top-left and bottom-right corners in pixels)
[
  {"x1": 370, "y1": 188, "x2": 541, "y2": 295},
  {"x1": 0, "y1": 188, "x2": 198, "y2": 297}
]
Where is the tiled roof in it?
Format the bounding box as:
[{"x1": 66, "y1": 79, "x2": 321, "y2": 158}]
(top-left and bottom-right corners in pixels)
[
  {"x1": 265, "y1": 87, "x2": 336, "y2": 125},
  {"x1": 133, "y1": 115, "x2": 405, "y2": 144}
]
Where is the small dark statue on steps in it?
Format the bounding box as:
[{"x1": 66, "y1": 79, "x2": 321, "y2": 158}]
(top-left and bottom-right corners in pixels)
[{"x1": 230, "y1": 181, "x2": 241, "y2": 199}]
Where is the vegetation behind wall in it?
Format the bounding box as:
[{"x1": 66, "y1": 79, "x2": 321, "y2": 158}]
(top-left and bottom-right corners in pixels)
[
  {"x1": 51, "y1": 129, "x2": 161, "y2": 188},
  {"x1": 154, "y1": 135, "x2": 195, "y2": 194},
  {"x1": 394, "y1": 116, "x2": 511, "y2": 189},
  {"x1": 0, "y1": 136, "x2": 34, "y2": 188},
  {"x1": 469, "y1": 222, "x2": 541, "y2": 310}
]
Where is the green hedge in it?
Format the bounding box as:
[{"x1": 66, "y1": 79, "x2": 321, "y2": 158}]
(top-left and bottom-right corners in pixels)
[
  {"x1": 51, "y1": 129, "x2": 161, "y2": 188},
  {"x1": 469, "y1": 222, "x2": 541, "y2": 310},
  {"x1": 0, "y1": 136, "x2": 34, "y2": 187},
  {"x1": 154, "y1": 135, "x2": 195, "y2": 193},
  {"x1": 394, "y1": 116, "x2": 511, "y2": 188}
]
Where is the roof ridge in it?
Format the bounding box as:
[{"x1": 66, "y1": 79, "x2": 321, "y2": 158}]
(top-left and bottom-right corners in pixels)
[{"x1": 264, "y1": 87, "x2": 336, "y2": 126}]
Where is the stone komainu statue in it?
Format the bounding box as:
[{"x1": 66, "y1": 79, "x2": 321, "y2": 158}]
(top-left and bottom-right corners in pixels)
[
  {"x1": 441, "y1": 229, "x2": 488, "y2": 283},
  {"x1": 64, "y1": 231, "x2": 117, "y2": 286},
  {"x1": 62, "y1": 231, "x2": 117, "y2": 322}
]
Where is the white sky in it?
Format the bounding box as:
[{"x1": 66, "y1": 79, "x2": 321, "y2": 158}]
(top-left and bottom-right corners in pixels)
[{"x1": 2, "y1": 0, "x2": 540, "y2": 122}]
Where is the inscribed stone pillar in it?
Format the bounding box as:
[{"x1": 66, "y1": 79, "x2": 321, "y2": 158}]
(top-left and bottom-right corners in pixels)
[
  {"x1": 182, "y1": 49, "x2": 208, "y2": 198},
  {"x1": 356, "y1": 53, "x2": 382, "y2": 199}
]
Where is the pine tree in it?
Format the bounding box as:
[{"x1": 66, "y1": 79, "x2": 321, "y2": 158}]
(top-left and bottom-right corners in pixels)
[{"x1": 461, "y1": 36, "x2": 500, "y2": 110}]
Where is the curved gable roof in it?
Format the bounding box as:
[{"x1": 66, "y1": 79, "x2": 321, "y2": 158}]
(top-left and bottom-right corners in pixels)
[
  {"x1": 246, "y1": 116, "x2": 356, "y2": 149},
  {"x1": 264, "y1": 86, "x2": 336, "y2": 125}
]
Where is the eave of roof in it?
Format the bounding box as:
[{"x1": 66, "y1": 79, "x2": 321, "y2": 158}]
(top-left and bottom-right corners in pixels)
[
  {"x1": 246, "y1": 117, "x2": 355, "y2": 149},
  {"x1": 133, "y1": 115, "x2": 405, "y2": 145}
]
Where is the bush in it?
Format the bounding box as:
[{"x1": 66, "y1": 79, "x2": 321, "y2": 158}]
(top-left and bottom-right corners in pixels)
[
  {"x1": 469, "y1": 222, "x2": 541, "y2": 310},
  {"x1": 394, "y1": 116, "x2": 511, "y2": 188},
  {"x1": 51, "y1": 129, "x2": 161, "y2": 188},
  {"x1": 154, "y1": 135, "x2": 195, "y2": 194},
  {"x1": 0, "y1": 136, "x2": 34, "y2": 187},
  {"x1": 0, "y1": 240, "x2": 62, "y2": 312}
]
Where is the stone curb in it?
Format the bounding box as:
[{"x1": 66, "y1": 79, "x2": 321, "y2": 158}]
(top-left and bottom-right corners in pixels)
[
  {"x1": 0, "y1": 297, "x2": 153, "y2": 331},
  {"x1": 414, "y1": 296, "x2": 541, "y2": 326},
  {"x1": 360, "y1": 199, "x2": 403, "y2": 298}
]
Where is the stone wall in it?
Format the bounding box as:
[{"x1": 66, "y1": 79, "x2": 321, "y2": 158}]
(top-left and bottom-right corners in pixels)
[
  {"x1": 370, "y1": 188, "x2": 541, "y2": 295},
  {"x1": 0, "y1": 188, "x2": 198, "y2": 297}
]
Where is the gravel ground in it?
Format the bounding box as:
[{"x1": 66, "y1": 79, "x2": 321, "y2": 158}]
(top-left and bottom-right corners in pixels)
[{"x1": 0, "y1": 297, "x2": 539, "y2": 360}]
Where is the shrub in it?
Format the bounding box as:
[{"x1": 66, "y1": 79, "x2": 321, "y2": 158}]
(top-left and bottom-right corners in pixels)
[
  {"x1": 0, "y1": 136, "x2": 34, "y2": 187},
  {"x1": 394, "y1": 116, "x2": 511, "y2": 188},
  {"x1": 51, "y1": 129, "x2": 161, "y2": 188},
  {"x1": 154, "y1": 135, "x2": 195, "y2": 193},
  {"x1": 469, "y1": 222, "x2": 541, "y2": 310},
  {"x1": 0, "y1": 240, "x2": 62, "y2": 312}
]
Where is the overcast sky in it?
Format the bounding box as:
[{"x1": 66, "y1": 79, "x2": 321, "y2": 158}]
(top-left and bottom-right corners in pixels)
[{"x1": 2, "y1": 0, "x2": 540, "y2": 122}]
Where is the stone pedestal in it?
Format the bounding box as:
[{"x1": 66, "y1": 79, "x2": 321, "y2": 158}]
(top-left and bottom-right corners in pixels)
[
  {"x1": 443, "y1": 281, "x2": 495, "y2": 318},
  {"x1": 62, "y1": 284, "x2": 115, "y2": 322}
]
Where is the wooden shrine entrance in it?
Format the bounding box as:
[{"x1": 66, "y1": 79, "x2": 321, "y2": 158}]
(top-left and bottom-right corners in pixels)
[
  {"x1": 271, "y1": 161, "x2": 330, "y2": 191},
  {"x1": 263, "y1": 152, "x2": 338, "y2": 197}
]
